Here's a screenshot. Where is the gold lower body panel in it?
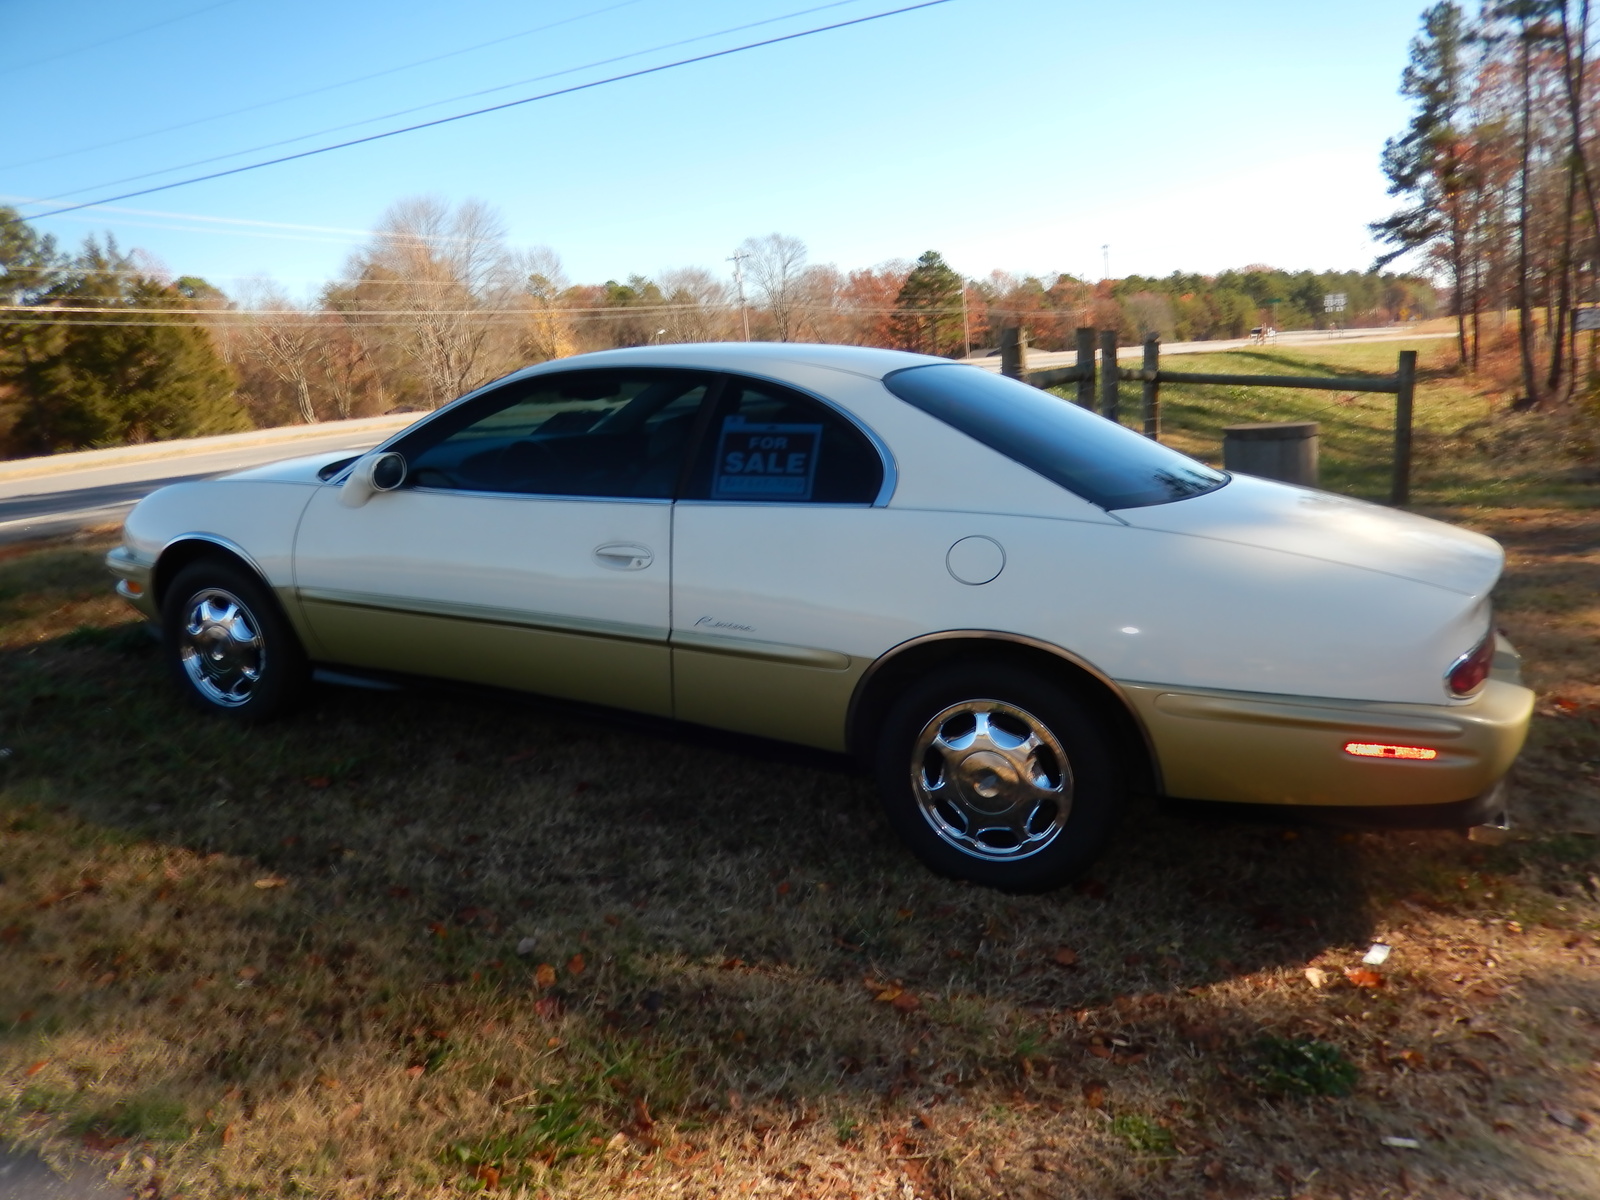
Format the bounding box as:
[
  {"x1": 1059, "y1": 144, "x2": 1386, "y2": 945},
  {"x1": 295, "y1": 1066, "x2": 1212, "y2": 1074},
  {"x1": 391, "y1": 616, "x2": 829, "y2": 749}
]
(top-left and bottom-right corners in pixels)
[
  {"x1": 299, "y1": 600, "x2": 673, "y2": 717},
  {"x1": 672, "y1": 649, "x2": 865, "y2": 753},
  {"x1": 1121, "y1": 678, "x2": 1534, "y2": 808}
]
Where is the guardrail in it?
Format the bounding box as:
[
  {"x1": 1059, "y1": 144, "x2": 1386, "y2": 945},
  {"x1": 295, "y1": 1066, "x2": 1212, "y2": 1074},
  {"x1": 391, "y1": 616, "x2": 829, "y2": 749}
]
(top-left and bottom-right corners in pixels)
[{"x1": 1001, "y1": 327, "x2": 1419, "y2": 506}]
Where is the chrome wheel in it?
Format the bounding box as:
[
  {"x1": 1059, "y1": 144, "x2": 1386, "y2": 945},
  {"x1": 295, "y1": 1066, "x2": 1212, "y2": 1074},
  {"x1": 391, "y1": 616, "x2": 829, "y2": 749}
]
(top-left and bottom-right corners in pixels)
[
  {"x1": 910, "y1": 700, "x2": 1072, "y2": 861},
  {"x1": 178, "y1": 588, "x2": 265, "y2": 708}
]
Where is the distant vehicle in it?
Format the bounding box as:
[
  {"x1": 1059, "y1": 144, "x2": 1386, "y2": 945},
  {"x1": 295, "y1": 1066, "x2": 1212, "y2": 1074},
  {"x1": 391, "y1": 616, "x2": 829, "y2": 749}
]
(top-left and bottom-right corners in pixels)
[{"x1": 107, "y1": 344, "x2": 1531, "y2": 891}]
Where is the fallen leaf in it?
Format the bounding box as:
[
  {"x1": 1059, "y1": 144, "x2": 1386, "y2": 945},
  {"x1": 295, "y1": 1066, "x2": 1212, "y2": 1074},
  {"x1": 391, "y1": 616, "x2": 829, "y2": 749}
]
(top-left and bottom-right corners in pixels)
[
  {"x1": 80, "y1": 1131, "x2": 127, "y2": 1154},
  {"x1": 405, "y1": 1065, "x2": 425, "y2": 1078},
  {"x1": 253, "y1": 875, "x2": 287, "y2": 890},
  {"x1": 1053, "y1": 947, "x2": 1079, "y2": 967},
  {"x1": 335, "y1": 1102, "x2": 363, "y2": 1124},
  {"x1": 891, "y1": 991, "x2": 921, "y2": 1013},
  {"x1": 776, "y1": 882, "x2": 792, "y2": 895},
  {"x1": 720, "y1": 957, "x2": 744, "y2": 970},
  {"x1": 566, "y1": 953, "x2": 586, "y2": 976},
  {"x1": 24, "y1": 1059, "x2": 47, "y2": 1077},
  {"x1": 1396, "y1": 1049, "x2": 1426, "y2": 1069},
  {"x1": 236, "y1": 966, "x2": 259, "y2": 981},
  {"x1": 304, "y1": 776, "x2": 331, "y2": 789},
  {"x1": 221, "y1": 1124, "x2": 234, "y2": 1144},
  {"x1": 473, "y1": 1164, "x2": 501, "y2": 1189},
  {"x1": 1081, "y1": 1079, "x2": 1107, "y2": 1108},
  {"x1": 534, "y1": 962, "x2": 557, "y2": 988},
  {"x1": 632, "y1": 1096, "x2": 653, "y2": 1131},
  {"x1": 1304, "y1": 967, "x2": 1328, "y2": 988},
  {"x1": 1344, "y1": 967, "x2": 1384, "y2": 988}
]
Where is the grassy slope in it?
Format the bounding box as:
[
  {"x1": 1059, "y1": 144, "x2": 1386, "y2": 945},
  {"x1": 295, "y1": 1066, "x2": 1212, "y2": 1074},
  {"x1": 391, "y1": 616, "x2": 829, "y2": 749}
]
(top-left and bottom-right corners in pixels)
[
  {"x1": 1070, "y1": 338, "x2": 1598, "y2": 507},
  {"x1": 0, "y1": 349, "x2": 1597, "y2": 1199}
]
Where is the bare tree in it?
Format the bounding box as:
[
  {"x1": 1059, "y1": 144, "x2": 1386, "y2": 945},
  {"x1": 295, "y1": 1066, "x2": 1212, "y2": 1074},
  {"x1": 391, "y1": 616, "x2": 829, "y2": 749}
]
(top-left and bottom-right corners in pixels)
[
  {"x1": 345, "y1": 197, "x2": 519, "y2": 407},
  {"x1": 738, "y1": 233, "x2": 808, "y2": 341},
  {"x1": 238, "y1": 282, "x2": 319, "y2": 424},
  {"x1": 513, "y1": 245, "x2": 576, "y2": 362},
  {"x1": 657, "y1": 266, "x2": 733, "y2": 342}
]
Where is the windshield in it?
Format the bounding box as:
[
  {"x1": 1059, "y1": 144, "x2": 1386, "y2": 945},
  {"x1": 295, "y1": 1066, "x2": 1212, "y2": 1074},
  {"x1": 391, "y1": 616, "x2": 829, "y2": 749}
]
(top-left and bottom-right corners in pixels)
[{"x1": 882, "y1": 364, "x2": 1227, "y2": 510}]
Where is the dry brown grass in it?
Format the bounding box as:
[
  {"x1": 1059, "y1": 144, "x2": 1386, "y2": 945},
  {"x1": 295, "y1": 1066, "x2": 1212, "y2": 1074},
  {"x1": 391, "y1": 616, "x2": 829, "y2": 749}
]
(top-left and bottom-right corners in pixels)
[{"x1": 0, "y1": 447, "x2": 1598, "y2": 1197}]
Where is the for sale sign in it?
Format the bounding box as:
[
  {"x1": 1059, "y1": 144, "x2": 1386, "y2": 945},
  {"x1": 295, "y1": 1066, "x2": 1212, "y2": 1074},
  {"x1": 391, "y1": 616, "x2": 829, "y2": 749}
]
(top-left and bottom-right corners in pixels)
[{"x1": 711, "y1": 417, "x2": 823, "y2": 500}]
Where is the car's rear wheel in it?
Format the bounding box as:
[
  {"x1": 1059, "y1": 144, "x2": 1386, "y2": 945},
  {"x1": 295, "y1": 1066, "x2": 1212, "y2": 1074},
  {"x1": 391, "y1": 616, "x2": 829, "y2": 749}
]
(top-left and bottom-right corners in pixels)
[
  {"x1": 162, "y1": 558, "x2": 308, "y2": 721},
  {"x1": 874, "y1": 663, "x2": 1123, "y2": 892}
]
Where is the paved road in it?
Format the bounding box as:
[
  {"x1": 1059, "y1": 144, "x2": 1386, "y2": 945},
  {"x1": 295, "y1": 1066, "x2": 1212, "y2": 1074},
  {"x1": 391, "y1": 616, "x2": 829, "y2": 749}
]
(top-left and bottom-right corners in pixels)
[
  {"x1": 0, "y1": 426, "x2": 406, "y2": 544},
  {"x1": 1, "y1": 327, "x2": 1452, "y2": 545}
]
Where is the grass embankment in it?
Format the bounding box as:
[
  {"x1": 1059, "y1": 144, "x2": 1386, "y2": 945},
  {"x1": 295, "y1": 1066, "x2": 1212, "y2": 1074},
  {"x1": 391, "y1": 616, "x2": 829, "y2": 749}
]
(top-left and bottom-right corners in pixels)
[
  {"x1": 0, "y1": 344, "x2": 1597, "y2": 1198},
  {"x1": 1082, "y1": 338, "x2": 1598, "y2": 508}
]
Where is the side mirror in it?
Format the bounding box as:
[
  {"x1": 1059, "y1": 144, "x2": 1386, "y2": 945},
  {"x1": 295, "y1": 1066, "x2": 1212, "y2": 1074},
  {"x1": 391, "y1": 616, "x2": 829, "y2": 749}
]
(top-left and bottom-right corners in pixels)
[{"x1": 339, "y1": 451, "x2": 407, "y2": 508}]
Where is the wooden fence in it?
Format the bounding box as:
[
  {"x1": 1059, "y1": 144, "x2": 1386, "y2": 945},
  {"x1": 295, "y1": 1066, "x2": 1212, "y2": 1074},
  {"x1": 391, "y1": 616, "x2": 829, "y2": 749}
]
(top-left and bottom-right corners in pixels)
[{"x1": 999, "y1": 328, "x2": 1419, "y2": 505}]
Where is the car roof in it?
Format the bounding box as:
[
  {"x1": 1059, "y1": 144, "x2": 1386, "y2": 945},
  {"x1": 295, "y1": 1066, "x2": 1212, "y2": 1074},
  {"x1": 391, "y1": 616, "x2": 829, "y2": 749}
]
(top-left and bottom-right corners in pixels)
[{"x1": 502, "y1": 342, "x2": 953, "y2": 383}]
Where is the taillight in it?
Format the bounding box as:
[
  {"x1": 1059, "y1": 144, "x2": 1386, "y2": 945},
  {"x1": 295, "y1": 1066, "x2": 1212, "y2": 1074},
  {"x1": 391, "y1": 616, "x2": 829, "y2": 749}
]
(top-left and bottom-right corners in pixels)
[{"x1": 1446, "y1": 632, "x2": 1495, "y2": 698}]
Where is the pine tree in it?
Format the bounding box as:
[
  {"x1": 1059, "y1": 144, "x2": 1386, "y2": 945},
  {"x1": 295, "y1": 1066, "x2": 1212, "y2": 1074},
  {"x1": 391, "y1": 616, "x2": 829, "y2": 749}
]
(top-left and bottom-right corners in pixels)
[
  {"x1": 9, "y1": 236, "x2": 247, "y2": 454},
  {"x1": 889, "y1": 251, "x2": 965, "y2": 357},
  {"x1": 1371, "y1": 2, "x2": 1474, "y2": 362}
]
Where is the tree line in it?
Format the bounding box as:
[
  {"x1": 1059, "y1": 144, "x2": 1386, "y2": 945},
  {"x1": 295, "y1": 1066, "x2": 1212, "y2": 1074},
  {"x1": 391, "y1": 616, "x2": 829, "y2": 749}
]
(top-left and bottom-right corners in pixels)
[
  {"x1": 0, "y1": 195, "x2": 1434, "y2": 458},
  {"x1": 1376, "y1": 1, "x2": 1600, "y2": 405}
]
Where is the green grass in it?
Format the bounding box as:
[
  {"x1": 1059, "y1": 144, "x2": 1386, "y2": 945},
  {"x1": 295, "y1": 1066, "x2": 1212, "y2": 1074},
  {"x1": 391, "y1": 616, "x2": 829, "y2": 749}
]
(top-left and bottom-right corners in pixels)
[{"x1": 1249, "y1": 1036, "x2": 1360, "y2": 1098}]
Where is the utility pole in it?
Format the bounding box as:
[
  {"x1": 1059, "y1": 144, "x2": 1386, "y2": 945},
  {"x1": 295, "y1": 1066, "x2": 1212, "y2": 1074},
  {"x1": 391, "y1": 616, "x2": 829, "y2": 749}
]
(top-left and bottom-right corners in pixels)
[
  {"x1": 726, "y1": 251, "x2": 751, "y2": 341},
  {"x1": 1101, "y1": 244, "x2": 1110, "y2": 282}
]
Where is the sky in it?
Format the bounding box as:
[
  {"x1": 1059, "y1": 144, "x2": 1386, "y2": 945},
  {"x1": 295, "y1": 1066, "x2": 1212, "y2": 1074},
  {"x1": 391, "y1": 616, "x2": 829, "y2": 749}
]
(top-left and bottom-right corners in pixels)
[{"x1": 1, "y1": 0, "x2": 1428, "y2": 300}]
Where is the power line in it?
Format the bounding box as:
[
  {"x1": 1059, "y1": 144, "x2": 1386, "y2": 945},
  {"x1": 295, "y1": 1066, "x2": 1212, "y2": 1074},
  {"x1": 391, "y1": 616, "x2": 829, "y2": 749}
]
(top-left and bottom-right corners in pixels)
[
  {"x1": 25, "y1": 0, "x2": 872, "y2": 208},
  {"x1": 3, "y1": 0, "x2": 243, "y2": 74},
  {"x1": 0, "y1": 0, "x2": 653, "y2": 173}
]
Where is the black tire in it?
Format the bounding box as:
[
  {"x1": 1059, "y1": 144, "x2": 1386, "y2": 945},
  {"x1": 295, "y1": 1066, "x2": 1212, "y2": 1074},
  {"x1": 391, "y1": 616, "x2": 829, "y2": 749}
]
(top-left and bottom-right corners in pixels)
[
  {"x1": 161, "y1": 558, "x2": 308, "y2": 722},
  {"x1": 874, "y1": 662, "x2": 1123, "y2": 892}
]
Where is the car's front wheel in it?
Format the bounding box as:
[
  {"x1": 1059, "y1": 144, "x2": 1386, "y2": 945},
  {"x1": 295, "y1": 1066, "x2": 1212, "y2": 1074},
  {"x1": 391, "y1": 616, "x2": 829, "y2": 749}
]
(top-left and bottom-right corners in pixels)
[
  {"x1": 874, "y1": 663, "x2": 1123, "y2": 892},
  {"x1": 162, "y1": 558, "x2": 308, "y2": 721}
]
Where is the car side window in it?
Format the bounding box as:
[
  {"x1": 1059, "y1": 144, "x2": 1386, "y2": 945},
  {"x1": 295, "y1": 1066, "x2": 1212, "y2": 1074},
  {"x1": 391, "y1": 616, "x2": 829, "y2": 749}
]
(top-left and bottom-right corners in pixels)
[
  {"x1": 399, "y1": 370, "x2": 712, "y2": 499},
  {"x1": 682, "y1": 375, "x2": 883, "y2": 504}
]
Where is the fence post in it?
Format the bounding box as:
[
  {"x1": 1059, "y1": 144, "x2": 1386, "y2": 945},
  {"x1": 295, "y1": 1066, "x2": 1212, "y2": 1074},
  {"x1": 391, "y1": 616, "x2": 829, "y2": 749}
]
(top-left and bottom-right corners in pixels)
[
  {"x1": 1000, "y1": 327, "x2": 1027, "y2": 379},
  {"x1": 1075, "y1": 327, "x2": 1096, "y2": 408},
  {"x1": 1141, "y1": 335, "x2": 1160, "y2": 439},
  {"x1": 1390, "y1": 349, "x2": 1416, "y2": 506},
  {"x1": 1099, "y1": 330, "x2": 1119, "y2": 421}
]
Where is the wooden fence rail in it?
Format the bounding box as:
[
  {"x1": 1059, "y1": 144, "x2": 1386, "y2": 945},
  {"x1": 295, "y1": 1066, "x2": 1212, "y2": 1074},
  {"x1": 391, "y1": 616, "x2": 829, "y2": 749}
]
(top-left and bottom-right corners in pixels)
[{"x1": 999, "y1": 326, "x2": 1418, "y2": 506}]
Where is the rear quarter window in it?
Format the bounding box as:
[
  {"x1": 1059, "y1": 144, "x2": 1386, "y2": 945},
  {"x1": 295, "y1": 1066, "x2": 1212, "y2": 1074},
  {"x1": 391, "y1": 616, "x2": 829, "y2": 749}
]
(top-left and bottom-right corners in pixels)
[{"x1": 882, "y1": 364, "x2": 1226, "y2": 510}]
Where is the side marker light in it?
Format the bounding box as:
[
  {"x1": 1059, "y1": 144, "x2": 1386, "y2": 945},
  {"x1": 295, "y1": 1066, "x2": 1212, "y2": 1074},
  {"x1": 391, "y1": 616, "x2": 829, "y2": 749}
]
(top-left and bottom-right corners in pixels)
[
  {"x1": 124, "y1": 581, "x2": 144, "y2": 596},
  {"x1": 1343, "y1": 742, "x2": 1437, "y2": 761}
]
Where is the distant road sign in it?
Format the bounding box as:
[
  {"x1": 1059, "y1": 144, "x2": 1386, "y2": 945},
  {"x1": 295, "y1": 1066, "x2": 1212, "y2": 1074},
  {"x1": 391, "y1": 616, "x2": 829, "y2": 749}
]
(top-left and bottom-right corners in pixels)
[
  {"x1": 1575, "y1": 307, "x2": 1600, "y2": 332},
  {"x1": 1324, "y1": 293, "x2": 1348, "y2": 312}
]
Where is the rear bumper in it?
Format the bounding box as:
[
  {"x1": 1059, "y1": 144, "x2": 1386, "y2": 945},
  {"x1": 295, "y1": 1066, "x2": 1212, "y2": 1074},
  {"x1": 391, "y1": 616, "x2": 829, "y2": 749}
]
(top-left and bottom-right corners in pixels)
[
  {"x1": 105, "y1": 546, "x2": 158, "y2": 621},
  {"x1": 1120, "y1": 653, "x2": 1533, "y2": 812}
]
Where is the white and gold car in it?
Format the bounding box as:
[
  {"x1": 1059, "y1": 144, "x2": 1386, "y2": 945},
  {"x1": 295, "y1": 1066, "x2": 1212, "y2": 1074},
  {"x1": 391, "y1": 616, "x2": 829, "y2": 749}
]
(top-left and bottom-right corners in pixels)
[{"x1": 107, "y1": 344, "x2": 1532, "y2": 891}]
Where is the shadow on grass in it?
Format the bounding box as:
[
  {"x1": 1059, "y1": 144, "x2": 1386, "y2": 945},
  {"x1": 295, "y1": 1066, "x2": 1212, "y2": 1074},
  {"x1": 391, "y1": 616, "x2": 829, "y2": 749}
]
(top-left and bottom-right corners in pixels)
[{"x1": 5, "y1": 616, "x2": 1599, "y2": 1197}]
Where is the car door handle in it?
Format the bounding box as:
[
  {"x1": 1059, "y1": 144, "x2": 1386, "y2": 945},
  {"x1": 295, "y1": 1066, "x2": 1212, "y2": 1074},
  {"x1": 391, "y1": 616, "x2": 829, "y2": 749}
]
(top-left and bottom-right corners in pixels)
[{"x1": 593, "y1": 543, "x2": 654, "y2": 570}]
